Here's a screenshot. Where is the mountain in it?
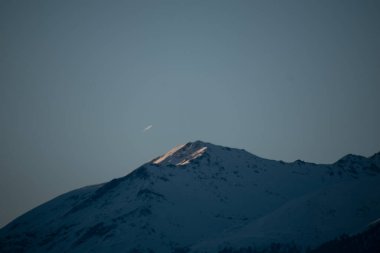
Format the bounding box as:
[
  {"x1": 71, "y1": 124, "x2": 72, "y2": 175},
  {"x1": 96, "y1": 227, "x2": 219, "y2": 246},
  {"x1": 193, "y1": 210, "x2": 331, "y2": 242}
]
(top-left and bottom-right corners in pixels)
[{"x1": 1, "y1": 141, "x2": 379, "y2": 253}]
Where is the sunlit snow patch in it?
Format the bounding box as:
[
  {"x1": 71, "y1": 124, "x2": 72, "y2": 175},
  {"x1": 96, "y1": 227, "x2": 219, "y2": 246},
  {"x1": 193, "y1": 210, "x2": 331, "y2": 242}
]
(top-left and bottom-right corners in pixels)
[
  {"x1": 152, "y1": 142, "x2": 208, "y2": 166},
  {"x1": 176, "y1": 147, "x2": 207, "y2": 165}
]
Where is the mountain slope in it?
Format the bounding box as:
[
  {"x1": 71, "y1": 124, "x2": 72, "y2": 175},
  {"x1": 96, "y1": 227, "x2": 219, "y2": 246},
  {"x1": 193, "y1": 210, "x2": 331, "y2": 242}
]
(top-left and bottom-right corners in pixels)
[
  {"x1": 309, "y1": 220, "x2": 380, "y2": 253},
  {"x1": 0, "y1": 141, "x2": 379, "y2": 253}
]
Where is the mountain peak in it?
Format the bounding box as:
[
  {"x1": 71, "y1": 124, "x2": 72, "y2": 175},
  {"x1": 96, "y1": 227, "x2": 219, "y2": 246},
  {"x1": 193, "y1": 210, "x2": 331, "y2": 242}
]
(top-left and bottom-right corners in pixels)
[
  {"x1": 335, "y1": 153, "x2": 366, "y2": 164},
  {"x1": 152, "y1": 141, "x2": 210, "y2": 166},
  {"x1": 370, "y1": 151, "x2": 380, "y2": 160},
  {"x1": 2, "y1": 141, "x2": 380, "y2": 253}
]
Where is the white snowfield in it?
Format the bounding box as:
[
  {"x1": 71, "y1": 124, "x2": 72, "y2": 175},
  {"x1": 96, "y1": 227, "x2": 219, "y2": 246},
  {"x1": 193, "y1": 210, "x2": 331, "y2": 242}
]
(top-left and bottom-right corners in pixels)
[{"x1": 0, "y1": 141, "x2": 379, "y2": 253}]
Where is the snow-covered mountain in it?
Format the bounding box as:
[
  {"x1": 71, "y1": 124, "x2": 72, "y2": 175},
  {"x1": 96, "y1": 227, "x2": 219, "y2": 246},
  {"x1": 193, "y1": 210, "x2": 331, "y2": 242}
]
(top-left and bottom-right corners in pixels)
[{"x1": 1, "y1": 141, "x2": 379, "y2": 253}]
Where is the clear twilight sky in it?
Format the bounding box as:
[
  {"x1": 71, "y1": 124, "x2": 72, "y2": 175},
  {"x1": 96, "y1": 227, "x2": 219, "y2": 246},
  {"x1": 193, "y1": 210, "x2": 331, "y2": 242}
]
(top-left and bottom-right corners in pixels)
[{"x1": 0, "y1": 0, "x2": 379, "y2": 228}]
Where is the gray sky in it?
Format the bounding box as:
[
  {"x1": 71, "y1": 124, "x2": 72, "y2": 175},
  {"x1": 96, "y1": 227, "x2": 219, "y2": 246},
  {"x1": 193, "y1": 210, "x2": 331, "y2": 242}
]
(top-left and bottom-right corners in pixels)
[{"x1": 1, "y1": 0, "x2": 379, "y2": 228}]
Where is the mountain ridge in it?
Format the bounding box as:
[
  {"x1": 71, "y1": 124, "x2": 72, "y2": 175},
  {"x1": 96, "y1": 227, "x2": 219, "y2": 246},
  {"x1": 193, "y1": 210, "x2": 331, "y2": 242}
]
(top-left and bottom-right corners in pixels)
[{"x1": 1, "y1": 141, "x2": 379, "y2": 253}]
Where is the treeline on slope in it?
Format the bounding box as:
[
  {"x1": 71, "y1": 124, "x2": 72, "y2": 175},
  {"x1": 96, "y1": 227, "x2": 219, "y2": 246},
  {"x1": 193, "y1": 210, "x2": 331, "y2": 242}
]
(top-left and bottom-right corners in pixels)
[
  {"x1": 307, "y1": 222, "x2": 380, "y2": 253},
  {"x1": 217, "y1": 242, "x2": 301, "y2": 253},
  {"x1": 216, "y1": 222, "x2": 380, "y2": 253}
]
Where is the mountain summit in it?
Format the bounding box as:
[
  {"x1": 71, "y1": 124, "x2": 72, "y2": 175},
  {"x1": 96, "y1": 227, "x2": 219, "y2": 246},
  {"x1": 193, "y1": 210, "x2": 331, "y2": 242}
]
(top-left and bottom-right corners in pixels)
[
  {"x1": 1, "y1": 141, "x2": 380, "y2": 253},
  {"x1": 152, "y1": 141, "x2": 210, "y2": 166}
]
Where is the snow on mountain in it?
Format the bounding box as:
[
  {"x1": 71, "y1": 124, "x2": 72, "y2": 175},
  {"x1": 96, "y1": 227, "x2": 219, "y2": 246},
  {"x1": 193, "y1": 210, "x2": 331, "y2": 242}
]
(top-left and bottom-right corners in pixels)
[
  {"x1": 0, "y1": 141, "x2": 379, "y2": 253},
  {"x1": 152, "y1": 141, "x2": 209, "y2": 166}
]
